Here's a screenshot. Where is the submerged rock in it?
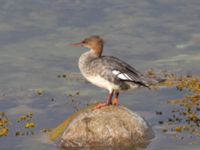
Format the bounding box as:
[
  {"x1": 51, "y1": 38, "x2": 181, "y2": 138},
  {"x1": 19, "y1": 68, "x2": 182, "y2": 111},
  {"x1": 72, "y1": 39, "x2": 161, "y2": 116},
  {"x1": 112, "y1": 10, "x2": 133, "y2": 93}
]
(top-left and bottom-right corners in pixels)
[{"x1": 56, "y1": 105, "x2": 154, "y2": 149}]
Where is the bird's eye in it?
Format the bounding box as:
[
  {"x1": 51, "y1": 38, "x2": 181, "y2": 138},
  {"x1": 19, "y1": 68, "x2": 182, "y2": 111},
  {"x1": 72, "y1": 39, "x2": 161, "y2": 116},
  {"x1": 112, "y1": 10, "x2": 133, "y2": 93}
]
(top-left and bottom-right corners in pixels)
[{"x1": 82, "y1": 40, "x2": 86, "y2": 44}]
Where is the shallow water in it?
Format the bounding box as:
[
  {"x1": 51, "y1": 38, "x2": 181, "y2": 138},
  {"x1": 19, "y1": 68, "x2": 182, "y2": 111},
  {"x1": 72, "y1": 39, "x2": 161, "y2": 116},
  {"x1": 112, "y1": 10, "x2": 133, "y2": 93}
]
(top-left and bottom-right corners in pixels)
[{"x1": 0, "y1": 0, "x2": 200, "y2": 149}]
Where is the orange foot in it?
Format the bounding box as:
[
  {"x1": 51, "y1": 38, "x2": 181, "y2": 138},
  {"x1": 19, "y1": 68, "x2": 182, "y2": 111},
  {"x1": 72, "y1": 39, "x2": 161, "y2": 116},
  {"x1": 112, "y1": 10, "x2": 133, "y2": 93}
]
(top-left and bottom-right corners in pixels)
[
  {"x1": 112, "y1": 97, "x2": 118, "y2": 106},
  {"x1": 94, "y1": 103, "x2": 110, "y2": 109}
]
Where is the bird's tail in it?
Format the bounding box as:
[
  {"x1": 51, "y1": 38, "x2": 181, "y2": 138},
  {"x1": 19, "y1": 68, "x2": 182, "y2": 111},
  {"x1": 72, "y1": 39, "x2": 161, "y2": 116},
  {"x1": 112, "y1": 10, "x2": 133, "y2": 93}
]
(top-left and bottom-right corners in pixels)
[{"x1": 142, "y1": 76, "x2": 166, "y2": 90}]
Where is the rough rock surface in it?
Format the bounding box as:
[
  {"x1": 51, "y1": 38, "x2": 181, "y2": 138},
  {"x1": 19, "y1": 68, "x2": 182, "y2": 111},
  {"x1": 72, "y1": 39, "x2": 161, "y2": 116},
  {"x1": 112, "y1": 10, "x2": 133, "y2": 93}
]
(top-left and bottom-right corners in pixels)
[{"x1": 58, "y1": 105, "x2": 154, "y2": 149}]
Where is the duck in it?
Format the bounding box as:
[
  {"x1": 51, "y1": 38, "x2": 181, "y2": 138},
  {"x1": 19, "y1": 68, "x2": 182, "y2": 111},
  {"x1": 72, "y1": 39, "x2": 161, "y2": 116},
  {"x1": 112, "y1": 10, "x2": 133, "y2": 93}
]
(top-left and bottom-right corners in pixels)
[{"x1": 69, "y1": 35, "x2": 159, "y2": 108}]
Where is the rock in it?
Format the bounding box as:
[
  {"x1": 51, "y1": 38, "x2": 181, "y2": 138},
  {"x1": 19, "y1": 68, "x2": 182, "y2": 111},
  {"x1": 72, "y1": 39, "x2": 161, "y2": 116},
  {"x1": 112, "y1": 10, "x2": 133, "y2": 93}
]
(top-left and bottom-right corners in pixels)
[{"x1": 56, "y1": 105, "x2": 154, "y2": 149}]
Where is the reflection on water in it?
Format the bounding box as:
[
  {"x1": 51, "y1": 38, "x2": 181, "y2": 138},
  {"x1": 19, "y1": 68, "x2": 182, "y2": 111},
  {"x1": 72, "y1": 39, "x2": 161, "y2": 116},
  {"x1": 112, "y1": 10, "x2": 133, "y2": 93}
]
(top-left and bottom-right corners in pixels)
[
  {"x1": 59, "y1": 143, "x2": 150, "y2": 150},
  {"x1": 0, "y1": 0, "x2": 200, "y2": 149}
]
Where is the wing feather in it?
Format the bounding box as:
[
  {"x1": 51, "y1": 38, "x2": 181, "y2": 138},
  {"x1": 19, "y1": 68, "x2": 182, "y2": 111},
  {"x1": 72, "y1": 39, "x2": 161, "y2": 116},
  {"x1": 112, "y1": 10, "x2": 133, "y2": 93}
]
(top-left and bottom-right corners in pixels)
[
  {"x1": 90, "y1": 56, "x2": 150, "y2": 88},
  {"x1": 101, "y1": 56, "x2": 150, "y2": 88}
]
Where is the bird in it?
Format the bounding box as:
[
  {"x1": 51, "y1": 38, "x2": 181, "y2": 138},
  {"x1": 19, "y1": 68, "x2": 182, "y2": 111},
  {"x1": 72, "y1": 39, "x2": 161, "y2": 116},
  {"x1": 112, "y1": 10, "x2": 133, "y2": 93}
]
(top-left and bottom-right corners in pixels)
[{"x1": 69, "y1": 35, "x2": 160, "y2": 109}]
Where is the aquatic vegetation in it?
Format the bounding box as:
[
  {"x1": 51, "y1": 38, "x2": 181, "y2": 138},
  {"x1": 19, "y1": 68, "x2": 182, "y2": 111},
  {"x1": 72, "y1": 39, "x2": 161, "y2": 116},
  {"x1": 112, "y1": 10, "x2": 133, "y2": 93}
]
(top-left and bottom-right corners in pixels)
[
  {"x1": 15, "y1": 112, "x2": 36, "y2": 136},
  {"x1": 0, "y1": 112, "x2": 36, "y2": 137},
  {"x1": 42, "y1": 128, "x2": 51, "y2": 133},
  {"x1": 0, "y1": 112, "x2": 9, "y2": 137},
  {"x1": 66, "y1": 90, "x2": 82, "y2": 111},
  {"x1": 25, "y1": 122, "x2": 35, "y2": 129},
  {"x1": 57, "y1": 71, "x2": 89, "y2": 83},
  {"x1": 58, "y1": 72, "x2": 84, "y2": 80},
  {"x1": 17, "y1": 112, "x2": 33, "y2": 122},
  {"x1": 167, "y1": 93, "x2": 200, "y2": 138},
  {"x1": 35, "y1": 89, "x2": 45, "y2": 96},
  {"x1": 0, "y1": 128, "x2": 9, "y2": 137},
  {"x1": 151, "y1": 69, "x2": 200, "y2": 140}
]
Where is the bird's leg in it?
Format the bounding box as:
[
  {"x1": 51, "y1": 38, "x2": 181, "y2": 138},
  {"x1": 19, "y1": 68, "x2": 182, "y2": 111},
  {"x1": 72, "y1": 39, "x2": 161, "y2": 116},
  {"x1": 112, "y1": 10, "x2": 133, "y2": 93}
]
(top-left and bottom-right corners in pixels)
[
  {"x1": 107, "y1": 90, "x2": 114, "y2": 105},
  {"x1": 94, "y1": 91, "x2": 114, "y2": 109},
  {"x1": 112, "y1": 92, "x2": 119, "y2": 106}
]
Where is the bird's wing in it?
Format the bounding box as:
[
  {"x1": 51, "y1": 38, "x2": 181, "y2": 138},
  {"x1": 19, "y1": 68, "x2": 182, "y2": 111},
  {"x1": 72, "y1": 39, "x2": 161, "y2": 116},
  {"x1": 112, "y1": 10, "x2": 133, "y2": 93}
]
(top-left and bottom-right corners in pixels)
[{"x1": 94, "y1": 56, "x2": 150, "y2": 88}]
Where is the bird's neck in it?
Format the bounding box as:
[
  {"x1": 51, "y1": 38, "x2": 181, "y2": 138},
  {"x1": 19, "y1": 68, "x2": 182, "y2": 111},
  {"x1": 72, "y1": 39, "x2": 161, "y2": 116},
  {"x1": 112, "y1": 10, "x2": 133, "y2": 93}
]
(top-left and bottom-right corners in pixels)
[
  {"x1": 79, "y1": 50, "x2": 99, "y2": 69},
  {"x1": 91, "y1": 46, "x2": 103, "y2": 57}
]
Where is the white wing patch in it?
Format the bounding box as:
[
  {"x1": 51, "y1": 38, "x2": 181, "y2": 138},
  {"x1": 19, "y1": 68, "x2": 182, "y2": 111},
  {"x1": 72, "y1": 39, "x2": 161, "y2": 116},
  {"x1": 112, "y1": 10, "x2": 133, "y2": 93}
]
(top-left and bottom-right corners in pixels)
[
  {"x1": 112, "y1": 70, "x2": 120, "y2": 75},
  {"x1": 112, "y1": 70, "x2": 132, "y2": 81}
]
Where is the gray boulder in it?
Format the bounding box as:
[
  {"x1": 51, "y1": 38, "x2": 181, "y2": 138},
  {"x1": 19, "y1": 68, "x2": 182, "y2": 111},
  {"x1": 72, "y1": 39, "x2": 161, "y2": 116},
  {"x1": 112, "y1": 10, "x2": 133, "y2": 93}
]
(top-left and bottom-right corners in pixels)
[{"x1": 58, "y1": 105, "x2": 154, "y2": 149}]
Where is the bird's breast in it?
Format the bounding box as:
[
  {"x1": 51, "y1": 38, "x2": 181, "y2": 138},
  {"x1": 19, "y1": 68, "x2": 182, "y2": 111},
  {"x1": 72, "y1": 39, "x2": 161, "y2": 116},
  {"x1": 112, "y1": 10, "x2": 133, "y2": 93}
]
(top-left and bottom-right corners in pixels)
[{"x1": 84, "y1": 75, "x2": 120, "y2": 92}]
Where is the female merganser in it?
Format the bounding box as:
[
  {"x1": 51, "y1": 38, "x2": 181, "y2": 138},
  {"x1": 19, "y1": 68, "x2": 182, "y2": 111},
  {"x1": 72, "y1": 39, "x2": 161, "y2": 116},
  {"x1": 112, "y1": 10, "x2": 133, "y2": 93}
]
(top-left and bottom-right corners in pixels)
[{"x1": 69, "y1": 35, "x2": 158, "y2": 108}]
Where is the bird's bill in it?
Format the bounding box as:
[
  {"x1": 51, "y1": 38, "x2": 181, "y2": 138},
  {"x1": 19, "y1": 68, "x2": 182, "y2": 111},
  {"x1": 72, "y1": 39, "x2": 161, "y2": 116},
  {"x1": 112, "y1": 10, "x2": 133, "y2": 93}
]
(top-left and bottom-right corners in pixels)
[{"x1": 67, "y1": 42, "x2": 83, "y2": 47}]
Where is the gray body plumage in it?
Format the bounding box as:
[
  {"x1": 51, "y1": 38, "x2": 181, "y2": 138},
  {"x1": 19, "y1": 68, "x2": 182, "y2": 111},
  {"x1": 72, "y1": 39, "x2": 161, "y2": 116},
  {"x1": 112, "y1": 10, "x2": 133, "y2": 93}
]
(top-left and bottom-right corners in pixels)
[{"x1": 79, "y1": 51, "x2": 154, "y2": 93}]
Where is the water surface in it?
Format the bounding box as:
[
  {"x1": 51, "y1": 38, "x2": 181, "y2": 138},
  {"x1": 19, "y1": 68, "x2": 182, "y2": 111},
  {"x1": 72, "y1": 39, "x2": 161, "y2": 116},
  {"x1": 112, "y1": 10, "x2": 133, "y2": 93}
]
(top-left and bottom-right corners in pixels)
[{"x1": 0, "y1": 0, "x2": 200, "y2": 149}]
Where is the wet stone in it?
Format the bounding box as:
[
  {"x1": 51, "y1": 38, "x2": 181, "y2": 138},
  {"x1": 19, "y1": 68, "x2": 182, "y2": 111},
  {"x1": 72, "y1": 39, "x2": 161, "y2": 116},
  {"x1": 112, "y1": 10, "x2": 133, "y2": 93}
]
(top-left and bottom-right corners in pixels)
[{"x1": 57, "y1": 105, "x2": 154, "y2": 149}]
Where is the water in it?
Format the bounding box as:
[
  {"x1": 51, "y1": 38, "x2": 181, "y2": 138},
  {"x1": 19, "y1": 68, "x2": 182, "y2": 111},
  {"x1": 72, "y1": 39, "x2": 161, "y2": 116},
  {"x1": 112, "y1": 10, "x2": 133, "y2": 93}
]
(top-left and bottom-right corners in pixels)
[{"x1": 0, "y1": 0, "x2": 200, "y2": 149}]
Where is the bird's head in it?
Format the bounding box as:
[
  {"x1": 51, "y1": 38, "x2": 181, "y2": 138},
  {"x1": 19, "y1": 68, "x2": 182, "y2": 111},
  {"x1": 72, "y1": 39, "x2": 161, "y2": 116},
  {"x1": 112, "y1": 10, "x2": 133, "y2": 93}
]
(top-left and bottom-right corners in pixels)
[{"x1": 69, "y1": 35, "x2": 104, "y2": 56}]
